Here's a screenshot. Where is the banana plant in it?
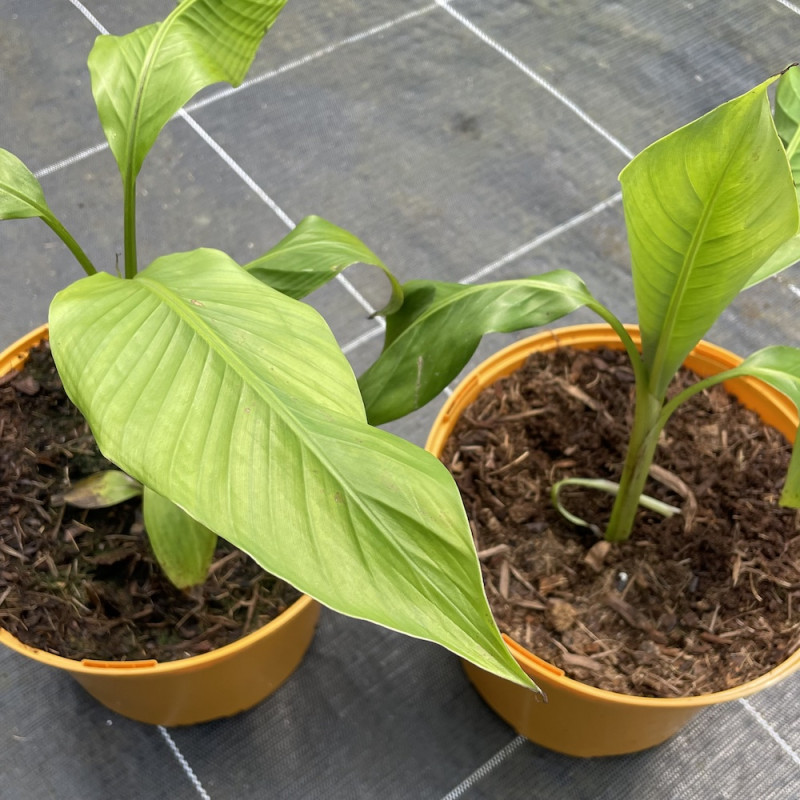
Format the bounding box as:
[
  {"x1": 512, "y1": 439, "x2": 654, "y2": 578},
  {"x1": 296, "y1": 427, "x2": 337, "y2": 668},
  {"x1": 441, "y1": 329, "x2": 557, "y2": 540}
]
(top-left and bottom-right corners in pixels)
[
  {"x1": 359, "y1": 68, "x2": 800, "y2": 543},
  {"x1": 0, "y1": 0, "x2": 533, "y2": 689}
]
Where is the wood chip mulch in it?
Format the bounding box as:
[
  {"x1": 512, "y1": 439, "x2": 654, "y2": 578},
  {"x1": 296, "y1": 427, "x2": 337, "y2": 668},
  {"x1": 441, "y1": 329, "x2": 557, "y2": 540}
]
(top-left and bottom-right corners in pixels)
[{"x1": 442, "y1": 345, "x2": 800, "y2": 697}]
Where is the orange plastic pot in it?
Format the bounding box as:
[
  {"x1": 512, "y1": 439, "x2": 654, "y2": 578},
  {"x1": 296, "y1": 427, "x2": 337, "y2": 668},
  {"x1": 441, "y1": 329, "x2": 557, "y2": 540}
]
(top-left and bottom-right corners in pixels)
[
  {"x1": 0, "y1": 326, "x2": 320, "y2": 725},
  {"x1": 426, "y1": 324, "x2": 800, "y2": 756}
]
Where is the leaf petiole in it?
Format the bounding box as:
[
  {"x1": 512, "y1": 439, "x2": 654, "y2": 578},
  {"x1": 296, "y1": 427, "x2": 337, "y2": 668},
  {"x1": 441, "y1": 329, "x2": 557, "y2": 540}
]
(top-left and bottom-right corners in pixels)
[{"x1": 42, "y1": 212, "x2": 97, "y2": 276}]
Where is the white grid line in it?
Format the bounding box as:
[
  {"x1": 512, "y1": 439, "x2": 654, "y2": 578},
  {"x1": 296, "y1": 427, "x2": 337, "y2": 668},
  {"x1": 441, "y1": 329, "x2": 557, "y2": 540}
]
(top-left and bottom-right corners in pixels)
[
  {"x1": 176, "y1": 124, "x2": 385, "y2": 321},
  {"x1": 187, "y1": 111, "x2": 383, "y2": 317},
  {"x1": 177, "y1": 108, "x2": 385, "y2": 321},
  {"x1": 773, "y1": 0, "x2": 800, "y2": 17},
  {"x1": 66, "y1": 0, "x2": 109, "y2": 34},
  {"x1": 341, "y1": 324, "x2": 385, "y2": 356},
  {"x1": 439, "y1": 735, "x2": 527, "y2": 800},
  {"x1": 462, "y1": 192, "x2": 622, "y2": 285},
  {"x1": 435, "y1": 0, "x2": 635, "y2": 160},
  {"x1": 341, "y1": 191, "x2": 622, "y2": 355},
  {"x1": 34, "y1": 142, "x2": 109, "y2": 179},
  {"x1": 179, "y1": 109, "x2": 296, "y2": 231},
  {"x1": 158, "y1": 726, "x2": 212, "y2": 800},
  {"x1": 739, "y1": 698, "x2": 800, "y2": 768}
]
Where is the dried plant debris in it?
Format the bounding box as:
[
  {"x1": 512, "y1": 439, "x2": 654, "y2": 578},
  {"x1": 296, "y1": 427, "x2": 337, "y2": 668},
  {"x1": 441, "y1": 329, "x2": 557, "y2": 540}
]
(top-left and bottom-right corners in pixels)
[
  {"x1": 0, "y1": 343, "x2": 299, "y2": 662},
  {"x1": 444, "y1": 346, "x2": 800, "y2": 697}
]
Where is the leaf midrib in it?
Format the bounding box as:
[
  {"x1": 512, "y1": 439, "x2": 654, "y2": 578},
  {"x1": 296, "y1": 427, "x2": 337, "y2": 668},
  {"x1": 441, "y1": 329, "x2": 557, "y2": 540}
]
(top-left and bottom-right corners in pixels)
[
  {"x1": 136, "y1": 271, "x2": 333, "y2": 424},
  {"x1": 133, "y1": 274, "x2": 422, "y2": 553},
  {"x1": 646, "y1": 128, "x2": 746, "y2": 394},
  {"x1": 124, "y1": 0, "x2": 202, "y2": 179}
]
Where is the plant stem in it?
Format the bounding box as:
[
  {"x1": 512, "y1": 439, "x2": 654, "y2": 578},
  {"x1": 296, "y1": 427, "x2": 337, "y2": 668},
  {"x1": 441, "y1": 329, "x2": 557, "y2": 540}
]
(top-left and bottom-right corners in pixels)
[
  {"x1": 658, "y1": 369, "x2": 738, "y2": 427},
  {"x1": 578, "y1": 304, "x2": 670, "y2": 542},
  {"x1": 42, "y1": 214, "x2": 96, "y2": 276},
  {"x1": 604, "y1": 389, "x2": 666, "y2": 542},
  {"x1": 123, "y1": 171, "x2": 138, "y2": 279}
]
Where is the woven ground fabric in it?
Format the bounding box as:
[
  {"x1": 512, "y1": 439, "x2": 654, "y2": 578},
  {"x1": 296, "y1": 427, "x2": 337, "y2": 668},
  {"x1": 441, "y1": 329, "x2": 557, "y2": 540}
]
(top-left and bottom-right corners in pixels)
[{"x1": 2, "y1": 1, "x2": 800, "y2": 797}]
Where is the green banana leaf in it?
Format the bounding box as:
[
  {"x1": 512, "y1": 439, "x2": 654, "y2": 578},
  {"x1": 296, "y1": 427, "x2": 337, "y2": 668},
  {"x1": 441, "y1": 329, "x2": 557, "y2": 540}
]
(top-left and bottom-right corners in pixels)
[
  {"x1": 49, "y1": 248, "x2": 532, "y2": 689},
  {"x1": 746, "y1": 68, "x2": 800, "y2": 288},
  {"x1": 88, "y1": 0, "x2": 289, "y2": 179},
  {"x1": 775, "y1": 65, "x2": 800, "y2": 202},
  {"x1": 783, "y1": 444, "x2": 800, "y2": 507},
  {"x1": 620, "y1": 76, "x2": 798, "y2": 397},
  {"x1": 744, "y1": 233, "x2": 800, "y2": 289},
  {"x1": 245, "y1": 215, "x2": 403, "y2": 314},
  {"x1": 717, "y1": 346, "x2": 800, "y2": 506},
  {"x1": 0, "y1": 149, "x2": 50, "y2": 220},
  {"x1": 143, "y1": 487, "x2": 218, "y2": 590},
  {"x1": 61, "y1": 470, "x2": 143, "y2": 509},
  {"x1": 0, "y1": 149, "x2": 96, "y2": 275},
  {"x1": 359, "y1": 271, "x2": 598, "y2": 426}
]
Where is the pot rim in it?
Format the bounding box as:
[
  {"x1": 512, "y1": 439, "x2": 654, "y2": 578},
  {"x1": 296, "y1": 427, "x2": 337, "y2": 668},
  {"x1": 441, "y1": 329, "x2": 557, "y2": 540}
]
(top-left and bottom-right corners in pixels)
[
  {"x1": 426, "y1": 322, "x2": 800, "y2": 708},
  {"x1": 0, "y1": 594, "x2": 318, "y2": 676}
]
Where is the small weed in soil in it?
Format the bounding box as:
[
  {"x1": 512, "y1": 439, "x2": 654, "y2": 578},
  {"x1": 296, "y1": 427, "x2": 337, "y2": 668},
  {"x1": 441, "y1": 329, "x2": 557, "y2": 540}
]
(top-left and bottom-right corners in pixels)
[
  {"x1": 0, "y1": 341, "x2": 300, "y2": 662},
  {"x1": 443, "y1": 346, "x2": 800, "y2": 697}
]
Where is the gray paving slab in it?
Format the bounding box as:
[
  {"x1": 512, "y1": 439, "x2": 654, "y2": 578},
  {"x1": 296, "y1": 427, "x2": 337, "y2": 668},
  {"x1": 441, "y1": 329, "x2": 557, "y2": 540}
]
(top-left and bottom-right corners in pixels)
[{"x1": 1, "y1": 0, "x2": 799, "y2": 798}]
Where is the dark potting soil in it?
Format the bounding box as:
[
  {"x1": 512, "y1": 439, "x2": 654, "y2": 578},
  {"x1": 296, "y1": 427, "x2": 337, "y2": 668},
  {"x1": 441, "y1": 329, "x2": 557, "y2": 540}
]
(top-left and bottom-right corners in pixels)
[
  {"x1": 442, "y1": 345, "x2": 800, "y2": 697},
  {"x1": 0, "y1": 342, "x2": 300, "y2": 662}
]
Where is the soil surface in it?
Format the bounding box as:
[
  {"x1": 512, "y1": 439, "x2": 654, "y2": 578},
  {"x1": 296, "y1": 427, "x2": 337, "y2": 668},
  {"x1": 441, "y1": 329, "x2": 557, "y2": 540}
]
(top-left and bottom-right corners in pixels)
[
  {"x1": 442, "y1": 345, "x2": 800, "y2": 697},
  {"x1": 0, "y1": 342, "x2": 300, "y2": 662}
]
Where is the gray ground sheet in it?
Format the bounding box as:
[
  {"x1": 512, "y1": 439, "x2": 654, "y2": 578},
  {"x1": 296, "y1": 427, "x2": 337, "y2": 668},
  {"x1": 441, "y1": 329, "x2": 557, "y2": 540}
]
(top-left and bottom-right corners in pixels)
[{"x1": 1, "y1": 1, "x2": 799, "y2": 798}]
